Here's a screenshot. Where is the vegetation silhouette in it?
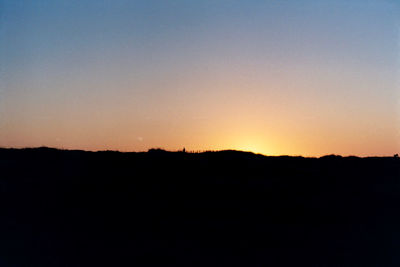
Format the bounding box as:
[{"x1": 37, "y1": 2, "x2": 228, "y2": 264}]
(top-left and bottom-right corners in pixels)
[{"x1": 0, "y1": 147, "x2": 399, "y2": 266}]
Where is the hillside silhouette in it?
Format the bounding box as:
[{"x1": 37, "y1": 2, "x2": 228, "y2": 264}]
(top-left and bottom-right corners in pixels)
[{"x1": 1, "y1": 147, "x2": 399, "y2": 266}]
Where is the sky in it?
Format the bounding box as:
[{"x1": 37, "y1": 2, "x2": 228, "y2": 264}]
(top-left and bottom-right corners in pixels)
[{"x1": 0, "y1": 0, "x2": 399, "y2": 156}]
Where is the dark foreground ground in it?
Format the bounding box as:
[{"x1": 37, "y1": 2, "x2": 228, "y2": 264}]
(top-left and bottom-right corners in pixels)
[{"x1": 1, "y1": 147, "x2": 400, "y2": 266}]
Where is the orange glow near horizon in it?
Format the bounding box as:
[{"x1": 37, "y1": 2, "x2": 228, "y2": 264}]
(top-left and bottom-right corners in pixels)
[{"x1": 1, "y1": 1, "x2": 399, "y2": 157}]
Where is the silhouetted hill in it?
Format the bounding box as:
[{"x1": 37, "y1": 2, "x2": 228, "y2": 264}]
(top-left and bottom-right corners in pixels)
[{"x1": 1, "y1": 147, "x2": 399, "y2": 266}]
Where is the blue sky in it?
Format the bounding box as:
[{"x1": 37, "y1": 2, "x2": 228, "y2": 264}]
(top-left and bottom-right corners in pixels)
[{"x1": 1, "y1": 0, "x2": 399, "y2": 155}]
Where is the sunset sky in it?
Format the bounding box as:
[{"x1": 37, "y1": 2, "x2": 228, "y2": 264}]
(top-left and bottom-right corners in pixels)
[{"x1": 1, "y1": 0, "x2": 399, "y2": 156}]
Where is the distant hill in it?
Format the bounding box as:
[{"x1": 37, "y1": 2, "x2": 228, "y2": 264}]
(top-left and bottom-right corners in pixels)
[{"x1": 0, "y1": 147, "x2": 399, "y2": 266}]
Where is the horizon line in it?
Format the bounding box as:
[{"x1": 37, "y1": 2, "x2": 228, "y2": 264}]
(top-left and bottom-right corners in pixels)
[{"x1": 1, "y1": 146, "x2": 398, "y2": 159}]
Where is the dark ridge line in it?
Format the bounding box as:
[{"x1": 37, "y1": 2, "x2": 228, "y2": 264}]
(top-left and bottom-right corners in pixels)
[{"x1": 0, "y1": 146, "x2": 398, "y2": 159}]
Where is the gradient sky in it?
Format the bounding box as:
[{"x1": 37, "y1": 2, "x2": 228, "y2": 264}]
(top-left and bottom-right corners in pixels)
[{"x1": 1, "y1": 0, "x2": 399, "y2": 156}]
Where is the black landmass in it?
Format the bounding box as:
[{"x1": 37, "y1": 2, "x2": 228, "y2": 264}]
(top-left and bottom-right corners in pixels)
[{"x1": 1, "y1": 147, "x2": 400, "y2": 266}]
